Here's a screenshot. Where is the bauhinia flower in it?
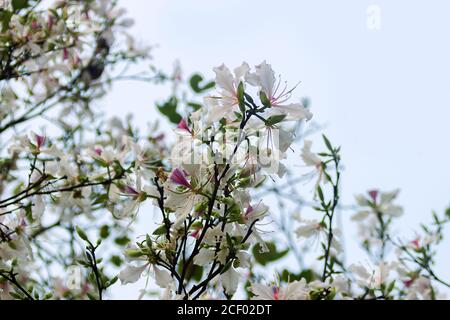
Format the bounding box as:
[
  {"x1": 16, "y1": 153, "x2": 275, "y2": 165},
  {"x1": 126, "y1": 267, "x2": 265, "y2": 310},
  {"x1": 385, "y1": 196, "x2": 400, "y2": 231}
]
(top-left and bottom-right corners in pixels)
[
  {"x1": 164, "y1": 166, "x2": 207, "y2": 228},
  {"x1": 352, "y1": 189, "x2": 403, "y2": 221},
  {"x1": 301, "y1": 140, "x2": 322, "y2": 168},
  {"x1": 246, "y1": 61, "x2": 313, "y2": 121},
  {"x1": 7, "y1": 132, "x2": 47, "y2": 156},
  {"x1": 349, "y1": 261, "x2": 397, "y2": 291},
  {"x1": 250, "y1": 279, "x2": 310, "y2": 300},
  {"x1": 300, "y1": 140, "x2": 325, "y2": 189},
  {"x1": 119, "y1": 263, "x2": 172, "y2": 288},
  {"x1": 204, "y1": 62, "x2": 250, "y2": 124},
  {"x1": 295, "y1": 217, "x2": 326, "y2": 240}
]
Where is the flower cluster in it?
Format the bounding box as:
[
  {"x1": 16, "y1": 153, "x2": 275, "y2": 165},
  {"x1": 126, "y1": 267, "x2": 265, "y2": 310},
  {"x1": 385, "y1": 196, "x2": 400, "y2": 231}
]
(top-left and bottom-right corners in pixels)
[
  {"x1": 118, "y1": 61, "x2": 312, "y2": 299},
  {"x1": 0, "y1": 0, "x2": 164, "y2": 300},
  {"x1": 1, "y1": 2, "x2": 449, "y2": 301}
]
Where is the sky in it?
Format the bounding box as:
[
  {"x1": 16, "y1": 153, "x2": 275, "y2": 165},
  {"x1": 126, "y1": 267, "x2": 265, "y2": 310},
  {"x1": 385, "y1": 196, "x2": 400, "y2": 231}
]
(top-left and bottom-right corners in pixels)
[{"x1": 104, "y1": 0, "x2": 450, "y2": 298}]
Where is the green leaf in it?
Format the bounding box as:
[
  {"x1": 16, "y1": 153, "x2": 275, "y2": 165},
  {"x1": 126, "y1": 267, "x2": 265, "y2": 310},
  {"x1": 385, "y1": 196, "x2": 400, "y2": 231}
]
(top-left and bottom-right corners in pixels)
[
  {"x1": 237, "y1": 82, "x2": 245, "y2": 113},
  {"x1": 445, "y1": 208, "x2": 450, "y2": 220},
  {"x1": 387, "y1": 280, "x2": 396, "y2": 294},
  {"x1": 156, "y1": 96, "x2": 182, "y2": 124},
  {"x1": 93, "y1": 157, "x2": 108, "y2": 168},
  {"x1": 252, "y1": 242, "x2": 289, "y2": 266},
  {"x1": 146, "y1": 234, "x2": 152, "y2": 247},
  {"x1": 226, "y1": 233, "x2": 234, "y2": 248},
  {"x1": 9, "y1": 292, "x2": 24, "y2": 299},
  {"x1": 265, "y1": 114, "x2": 286, "y2": 126},
  {"x1": 12, "y1": 0, "x2": 29, "y2": 11},
  {"x1": 244, "y1": 93, "x2": 255, "y2": 105},
  {"x1": 316, "y1": 185, "x2": 325, "y2": 203},
  {"x1": 189, "y1": 74, "x2": 215, "y2": 93},
  {"x1": 299, "y1": 269, "x2": 316, "y2": 282},
  {"x1": 43, "y1": 292, "x2": 53, "y2": 300},
  {"x1": 87, "y1": 292, "x2": 96, "y2": 300},
  {"x1": 24, "y1": 204, "x2": 33, "y2": 223},
  {"x1": 153, "y1": 225, "x2": 167, "y2": 236},
  {"x1": 114, "y1": 236, "x2": 130, "y2": 246},
  {"x1": 110, "y1": 255, "x2": 123, "y2": 267},
  {"x1": 76, "y1": 227, "x2": 89, "y2": 242},
  {"x1": 322, "y1": 134, "x2": 333, "y2": 152},
  {"x1": 0, "y1": 10, "x2": 13, "y2": 32},
  {"x1": 99, "y1": 225, "x2": 110, "y2": 239},
  {"x1": 259, "y1": 91, "x2": 271, "y2": 108},
  {"x1": 189, "y1": 265, "x2": 204, "y2": 282},
  {"x1": 175, "y1": 259, "x2": 204, "y2": 282},
  {"x1": 106, "y1": 276, "x2": 118, "y2": 287},
  {"x1": 93, "y1": 193, "x2": 109, "y2": 205}
]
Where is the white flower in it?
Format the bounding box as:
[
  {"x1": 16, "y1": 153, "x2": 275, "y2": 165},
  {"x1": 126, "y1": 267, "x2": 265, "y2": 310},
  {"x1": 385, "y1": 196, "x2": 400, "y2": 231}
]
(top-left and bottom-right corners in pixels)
[
  {"x1": 300, "y1": 140, "x2": 325, "y2": 190},
  {"x1": 153, "y1": 266, "x2": 172, "y2": 288},
  {"x1": 405, "y1": 277, "x2": 433, "y2": 300},
  {"x1": 295, "y1": 220, "x2": 326, "y2": 251},
  {"x1": 301, "y1": 140, "x2": 322, "y2": 168},
  {"x1": 250, "y1": 279, "x2": 309, "y2": 300},
  {"x1": 242, "y1": 202, "x2": 269, "y2": 225},
  {"x1": 119, "y1": 264, "x2": 149, "y2": 285},
  {"x1": 33, "y1": 196, "x2": 45, "y2": 220},
  {"x1": 214, "y1": 62, "x2": 249, "y2": 108},
  {"x1": 119, "y1": 263, "x2": 172, "y2": 289},
  {"x1": 205, "y1": 62, "x2": 250, "y2": 125},
  {"x1": 246, "y1": 61, "x2": 312, "y2": 121},
  {"x1": 352, "y1": 189, "x2": 403, "y2": 221},
  {"x1": 349, "y1": 262, "x2": 396, "y2": 290},
  {"x1": 221, "y1": 266, "x2": 241, "y2": 295},
  {"x1": 164, "y1": 165, "x2": 210, "y2": 228},
  {"x1": 193, "y1": 248, "x2": 215, "y2": 266}
]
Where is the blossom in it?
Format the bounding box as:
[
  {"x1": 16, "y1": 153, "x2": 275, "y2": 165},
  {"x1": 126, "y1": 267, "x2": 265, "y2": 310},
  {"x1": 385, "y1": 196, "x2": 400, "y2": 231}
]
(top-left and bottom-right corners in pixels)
[
  {"x1": 164, "y1": 165, "x2": 208, "y2": 228},
  {"x1": 301, "y1": 140, "x2": 322, "y2": 168},
  {"x1": 119, "y1": 263, "x2": 150, "y2": 285},
  {"x1": 250, "y1": 279, "x2": 309, "y2": 300},
  {"x1": 300, "y1": 140, "x2": 325, "y2": 190},
  {"x1": 221, "y1": 266, "x2": 241, "y2": 295},
  {"x1": 241, "y1": 202, "x2": 269, "y2": 224},
  {"x1": 405, "y1": 277, "x2": 433, "y2": 300},
  {"x1": 349, "y1": 261, "x2": 397, "y2": 291},
  {"x1": 213, "y1": 62, "x2": 250, "y2": 108},
  {"x1": 108, "y1": 173, "x2": 150, "y2": 219},
  {"x1": 119, "y1": 250, "x2": 172, "y2": 288},
  {"x1": 295, "y1": 218, "x2": 325, "y2": 239},
  {"x1": 169, "y1": 168, "x2": 192, "y2": 189},
  {"x1": 246, "y1": 61, "x2": 312, "y2": 121},
  {"x1": 175, "y1": 118, "x2": 192, "y2": 136},
  {"x1": 203, "y1": 62, "x2": 250, "y2": 125},
  {"x1": 352, "y1": 189, "x2": 403, "y2": 221}
]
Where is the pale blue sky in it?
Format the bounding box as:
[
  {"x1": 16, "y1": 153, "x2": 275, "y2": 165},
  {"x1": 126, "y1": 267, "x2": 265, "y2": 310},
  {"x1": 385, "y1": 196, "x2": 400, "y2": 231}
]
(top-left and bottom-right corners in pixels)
[{"x1": 104, "y1": 0, "x2": 450, "y2": 298}]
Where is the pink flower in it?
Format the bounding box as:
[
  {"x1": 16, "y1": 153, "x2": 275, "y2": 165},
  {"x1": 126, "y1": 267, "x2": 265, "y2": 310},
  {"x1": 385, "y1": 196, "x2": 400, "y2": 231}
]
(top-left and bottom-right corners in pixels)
[
  {"x1": 34, "y1": 133, "x2": 46, "y2": 149},
  {"x1": 121, "y1": 186, "x2": 139, "y2": 196},
  {"x1": 404, "y1": 277, "x2": 416, "y2": 288},
  {"x1": 47, "y1": 15, "x2": 55, "y2": 30},
  {"x1": 191, "y1": 229, "x2": 201, "y2": 239},
  {"x1": 245, "y1": 205, "x2": 254, "y2": 217},
  {"x1": 272, "y1": 287, "x2": 280, "y2": 300},
  {"x1": 31, "y1": 20, "x2": 39, "y2": 30},
  {"x1": 410, "y1": 238, "x2": 421, "y2": 251},
  {"x1": 94, "y1": 147, "x2": 103, "y2": 156},
  {"x1": 177, "y1": 119, "x2": 191, "y2": 134},
  {"x1": 368, "y1": 190, "x2": 379, "y2": 202},
  {"x1": 170, "y1": 168, "x2": 192, "y2": 189},
  {"x1": 63, "y1": 48, "x2": 69, "y2": 60}
]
